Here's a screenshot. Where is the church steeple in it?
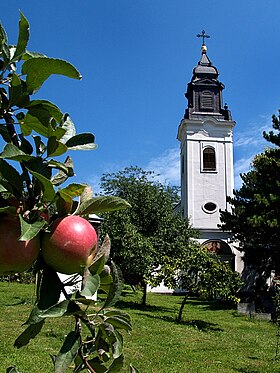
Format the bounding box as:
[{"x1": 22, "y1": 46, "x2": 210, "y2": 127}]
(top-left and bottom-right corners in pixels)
[{"x1": 184, "y1": 32, "x2": 231, "y2": 121}]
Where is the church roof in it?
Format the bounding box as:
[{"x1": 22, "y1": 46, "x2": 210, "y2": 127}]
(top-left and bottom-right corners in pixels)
[
  {"x1": 184, "y1": 38, "x2": 232, "y2": 122},
  {"x1": 193, "y1": 46, "x2": 219, "y2": 78}
]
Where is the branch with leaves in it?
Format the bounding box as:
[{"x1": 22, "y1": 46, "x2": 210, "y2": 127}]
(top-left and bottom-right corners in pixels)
[{"x1": 0, "y1": 12, "x2": 136, "y2": 373}]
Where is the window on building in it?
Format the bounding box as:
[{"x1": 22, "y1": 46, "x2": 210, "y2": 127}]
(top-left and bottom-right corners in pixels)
[
  {"x1": 203, "y1": 147, "x2": 216, "y2": 171},
  {"x1": 200, "y1": 91, "x2": 214, "y2": 111}
]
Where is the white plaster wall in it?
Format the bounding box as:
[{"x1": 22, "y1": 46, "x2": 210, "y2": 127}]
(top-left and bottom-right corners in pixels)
[{"x1": 178, "y1": 117, "x2": 235, "y2": 230}]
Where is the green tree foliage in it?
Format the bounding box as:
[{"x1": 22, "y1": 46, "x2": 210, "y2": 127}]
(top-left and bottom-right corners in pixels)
[
  {"x1": 154, "y1": 245, "x2": 242, "y2": 321},
  {"x1": 0, "y1": 13, "x2": 132, "y2": 372},
  {"x1": 220, "y1": 112, "x2": 280, "y2": 278},
  {"x1": 100, "y1": 166, "x2": 198, "y2": 305}
]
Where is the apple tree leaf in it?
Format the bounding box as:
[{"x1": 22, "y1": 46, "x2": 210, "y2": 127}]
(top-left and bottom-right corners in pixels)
[
  {"x1": 0, "y1": 158, "x2": 23, "y2": 192},
  {"x1": 59, "y1": 114, "x2": 76, "y2": 144},
  {"x1": 29, "y1": 169, "x2": 56, "y2": 202},
  {"x1": 77, "y1": 196, "x2": 131, "y2": 215},
  {"x1": 102, "y1": 261, "x2": 123, "y2": 309},
  {"x1": 54, "y1": 331, "x2": 80, "y2": 373},
  {"x1": 14, "y1": 320, "x2": 44, "y2": 349},
  {"x1": 65, "y1": 133, "x2": 97, "y2": 151},
  {"x1": 9, "y1": 73, "x2": 23, "y2": 107},
  {"x1": 0, "y1": 143, "x2": 34, "y2": 162},
  {"x1": 79, "y1": 273, "x2": 100, "y2": 299},
  {"x1": 22, "y1": 57, "x2": 82, "y2": 94},
  {"x1": 11, "y1": 11, "x2": 29, "y2": 63},
  {"x1": 19, "y1": 215, "x2": 47, "y2": 241},
  {"x1": 106, "y1": 352, "x2": 124, "y2": 372}
]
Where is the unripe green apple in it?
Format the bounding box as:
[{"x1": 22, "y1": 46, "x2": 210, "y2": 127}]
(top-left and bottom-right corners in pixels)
[
  {"x1": 42, "y1": 215, "x2": 98, "y2": 275},
  {"x1": 0, "y1": 216, "x2": 40, "y2": 275}
]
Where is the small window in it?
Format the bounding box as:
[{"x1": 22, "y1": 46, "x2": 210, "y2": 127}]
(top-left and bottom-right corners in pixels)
[
  {"x1": 203, "y1": 147, "x2": 216, "y2": 171},
  {"x1": 200, "y1": 91, "x2": 213, "y2": 110},
  {"x1": 203, "y1": 202, "x2": 217, "y2": 213}
]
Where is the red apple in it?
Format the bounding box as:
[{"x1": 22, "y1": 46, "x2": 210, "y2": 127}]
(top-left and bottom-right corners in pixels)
[
  {"x1": 41, "y1": 215, "x2": 98, "y2": 275},
  {"x1": 0, "y1": 216, "x2": 40, "y2": 275}
]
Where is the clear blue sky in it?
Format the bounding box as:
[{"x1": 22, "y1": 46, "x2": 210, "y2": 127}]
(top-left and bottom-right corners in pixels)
[{"x1": 2, "y1": 1, "x2": 280, "y2": 191}]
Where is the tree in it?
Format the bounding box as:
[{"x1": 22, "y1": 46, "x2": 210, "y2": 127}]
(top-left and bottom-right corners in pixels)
[
  {"x1": 100, "y1": 166, "x2": 198, "y2": 305},
  {"x1": 220, "y1": 112, "x2": 280, "y2": 279},
  {"x1": 156, "y1": 245, "x2": 242, "y2": 321},
  {"x1": 0, "y1": 12, "x2": 134, "y2": 372}
]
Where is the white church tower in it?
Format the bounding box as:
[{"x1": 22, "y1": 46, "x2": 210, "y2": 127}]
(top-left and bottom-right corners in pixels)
[{"x1": 177, "y1": 31, "x2": 242, "y2": 272}]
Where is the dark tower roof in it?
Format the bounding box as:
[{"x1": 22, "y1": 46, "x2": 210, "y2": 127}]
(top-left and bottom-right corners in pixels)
[{"x1": 184, "y1": 44, "x2": 232, "y2": 121}]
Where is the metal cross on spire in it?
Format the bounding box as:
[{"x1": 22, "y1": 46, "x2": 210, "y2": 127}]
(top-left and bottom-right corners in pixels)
[{"x1": 197, "y1": 30, "x2": 210, "y2": 45}]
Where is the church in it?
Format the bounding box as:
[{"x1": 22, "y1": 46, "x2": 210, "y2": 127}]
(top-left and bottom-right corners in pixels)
[
  {"x1": 176, "y1": 31, "x2": 243, "y2": 274},
  {"x1": 150, "y1": 32, "x2": 243, "y2": 293}
]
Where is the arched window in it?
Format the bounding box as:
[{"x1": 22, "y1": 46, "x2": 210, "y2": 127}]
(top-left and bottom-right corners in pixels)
[{"x1": 203, "y1": 147, "x2": 216, "y2": 171}]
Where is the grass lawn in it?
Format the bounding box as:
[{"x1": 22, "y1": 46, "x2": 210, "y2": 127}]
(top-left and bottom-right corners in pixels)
[{"x1": 0, "y1": 282, "x2": 279, "y2": 372}]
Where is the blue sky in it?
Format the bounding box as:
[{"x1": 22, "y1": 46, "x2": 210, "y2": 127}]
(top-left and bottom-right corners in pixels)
[{"x1": 2, "y1": 1, "x2": 280, "y2": 192}]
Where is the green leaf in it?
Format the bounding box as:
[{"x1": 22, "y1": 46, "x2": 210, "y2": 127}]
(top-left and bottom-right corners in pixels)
[
  {"x1": 51, "y1": 156, "x2": 74, "y2": 186},
  {"x1": 27, "y1": 100, "x2": 63, "y2": 123},
  {"x1": 89, "y1": 255, "x2": 106, "y2": 276},
  {"x1": 77, "y1": 196, "x2": 131, "y2": 215},
  {"x1": 80, "y1": 184, "x2": 94, "y2": 203},
  {"x1": 22, "y1": 57, "x2": 82, "y2": 94},
  {"x1": 80, "y1": 273, "x2": 100, "y2": 298},
  {"x1": 0, "y1": 125, "x2": 11, "y2": 142},
  {"x1": 59, "y1": 114, "x2": 76, "y2": 143},
  {"x1": 19, "y1": 134, "x2": 33, "y2": 155},
  {"x1": 47, "y1": 136, "x2": 68, "y2": 157},
  {"x1": 14, "y1": 320, "x2": 44, "y2": 349},
  {"x1": 0, "y1": 158, "x2": 23, "y2": 192},
  {"x1": 85, "y1": 358, "x2": 107, "y2": 373},
  {"x1": 102, "y1": 262, "x2": 123, "y2": 309},
  {"x1": 22, "y1": 50, "x2": 46, "y2": 60},
  {"x1": 0, "y1": 143, "x2": 33, "y2": 162},
  {"x1": 26, "y1": 268, "x2": 62, "y2": 325},
  {"x1": 106, "y1": 354, "x2": 124, "y2": 372},
  {"x1": 29, "y1": 169, "x2": 56, "y2": 202},
  {"x1": 0, "y1": 206, "x2": 17, "y2": 214},
  {"x1": 9, "y1": 73, "x2": 23, "y2": 107},
  {"x1": 0, "y1": 24, "x2": 10, "y2": 65},
  {"x1": 22, "y1": 104, "x2": 65, "y2": 138},
  {"x1": 105, "y1": 316, "x2": 132, "y2": 332},
  {"x1": 26, "y1": 156, "x2": 52, "y2": 179},
  {"x1": 54, "y1": 331, "x2": 80, "y2": 373},
  {"x1": 40, "y1": 300, "x2": 82, "y2": 318},
  {"x1": 111, "y1": 330, "x2": 123, "y2": 359},
  {"x1": 47, "y1": 159, "x2": 74, "y2": 177},
  {"x1": 11, "y1": 11, "x2": 29, "y2": 63},
  {"x1": 19, "y1": 215, "x2": 47, "y2": 241},
  {"x1": 59, "y1": 183, "x2": 87, "y2": 199},
  {"x1": 33, "y1": 135, "x2": 46, "y2": 156},
  {"x1": 66, "y1": 133, "x2": 97, "y2": 150}
]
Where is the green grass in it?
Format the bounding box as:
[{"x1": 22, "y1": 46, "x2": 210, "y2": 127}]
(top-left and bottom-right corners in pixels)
[{"x1": 0, "y1": 283, "x2": 279, "y2": 372}]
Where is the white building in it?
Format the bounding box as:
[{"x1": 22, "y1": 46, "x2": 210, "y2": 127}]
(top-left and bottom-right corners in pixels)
[
  {"x1": 177, "y1": 40, "x2": 243, "y2": 273},
  {"x1": 149, "y1": 37, "x2": 243, "y2": 294}
]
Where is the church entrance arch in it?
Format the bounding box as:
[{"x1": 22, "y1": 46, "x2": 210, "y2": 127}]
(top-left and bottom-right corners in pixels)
[{"x1": 202, "y1": 240, "x2": 235, "y2": 271}]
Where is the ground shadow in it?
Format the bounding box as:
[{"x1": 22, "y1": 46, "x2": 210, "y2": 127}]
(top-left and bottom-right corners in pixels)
[
  {"x1": 136, "y1": 312, "x2": 224, "y2": 332},
  {"x1": 115, "y1": 299, "x2": 173, "y2": 314},
  {"x1": 234, "y1": 369, "x2": 260, "y2": 373},
  {"x1": 3, "y1": 296, "x2": 28, "y2": 306}
]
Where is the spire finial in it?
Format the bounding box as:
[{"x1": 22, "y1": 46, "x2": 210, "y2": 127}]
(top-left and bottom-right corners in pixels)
[{"x1": 197, "y1": 30, "x2": 210, "y2": 53}]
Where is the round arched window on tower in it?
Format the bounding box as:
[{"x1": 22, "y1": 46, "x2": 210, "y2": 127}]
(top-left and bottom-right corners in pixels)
[{"x1": 202, "y1": 202, "x2": 217, "y2": 214}]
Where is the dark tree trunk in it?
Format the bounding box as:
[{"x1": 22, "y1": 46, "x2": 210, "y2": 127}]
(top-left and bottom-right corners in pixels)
[
  {"x1": 177, "y1": 294, "x2": 188, "y2": 322},
  {"x1": 141, "y1": 281, "x2": 147, "y2": 306}
]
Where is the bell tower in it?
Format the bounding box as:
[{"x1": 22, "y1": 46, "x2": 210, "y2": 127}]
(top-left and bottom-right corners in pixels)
[{"x1": 177, "y1": 32, "x2": 241, "y2": 271}]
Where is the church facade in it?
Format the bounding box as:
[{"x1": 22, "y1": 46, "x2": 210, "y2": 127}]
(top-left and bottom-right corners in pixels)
[
  {"x1": 177, "y1": 39, "x2": 243, "y2": 273},
  {"x1": 148, "y1": 36, "x2": 243, "y2": 294}
]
